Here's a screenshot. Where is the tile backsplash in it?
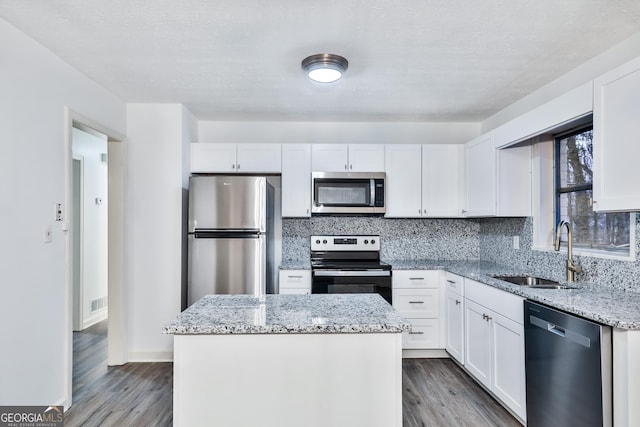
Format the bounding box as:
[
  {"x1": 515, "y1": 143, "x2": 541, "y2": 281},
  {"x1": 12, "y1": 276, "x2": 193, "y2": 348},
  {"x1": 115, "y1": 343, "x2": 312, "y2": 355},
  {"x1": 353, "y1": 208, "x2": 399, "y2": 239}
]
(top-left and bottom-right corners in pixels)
[
  {"x1": 283, "y1": 214, "x2": 640, "y2": 292},
  {"x1": 479, "y1": 216, "x2": 640, "y2": 292},
  {"x1": 282, "y1": 216, "x2": 480, "y2": 262}
]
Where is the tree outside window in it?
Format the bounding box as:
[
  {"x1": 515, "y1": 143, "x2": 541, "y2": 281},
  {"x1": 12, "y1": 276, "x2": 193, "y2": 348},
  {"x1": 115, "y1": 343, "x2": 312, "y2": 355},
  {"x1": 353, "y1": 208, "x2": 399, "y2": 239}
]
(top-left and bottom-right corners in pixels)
[{"x1": 555, "y1": 128, "x2": 630, "y2": 255}]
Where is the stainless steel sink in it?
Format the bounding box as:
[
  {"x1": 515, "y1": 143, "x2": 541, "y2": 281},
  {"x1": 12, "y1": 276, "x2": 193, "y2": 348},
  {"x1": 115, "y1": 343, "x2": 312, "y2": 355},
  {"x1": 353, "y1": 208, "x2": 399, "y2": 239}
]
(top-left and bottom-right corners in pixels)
[{"x1": 492, "y1": 275, "x2": 577, "y2": 289}]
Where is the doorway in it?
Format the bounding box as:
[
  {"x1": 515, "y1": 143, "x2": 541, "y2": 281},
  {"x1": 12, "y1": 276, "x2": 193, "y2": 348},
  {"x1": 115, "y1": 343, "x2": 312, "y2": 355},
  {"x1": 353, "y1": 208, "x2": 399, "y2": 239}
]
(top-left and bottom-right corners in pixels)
[
  {"x1": 64, "y1": 109, "x2": 126, "y2": 409},
  {"x1": 72, "y1": 126, "x2": 109, "y2": 332}
]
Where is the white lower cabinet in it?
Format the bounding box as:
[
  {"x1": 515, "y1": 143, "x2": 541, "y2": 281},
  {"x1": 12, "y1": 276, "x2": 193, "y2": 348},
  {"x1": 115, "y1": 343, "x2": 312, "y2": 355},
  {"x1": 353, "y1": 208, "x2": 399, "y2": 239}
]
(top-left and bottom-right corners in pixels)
[
  {"x1": 444, "y1": 273, "x2": 465, "y2": 364},
  {"x1": 278, "y1": 270, "x2": 311, "y2": 295},
  {"x1": 464, "y1": 279, "x2": 526, "y2": 421},
  {"x1": 392, "y1": 270, "x2": 444, "y2": 350}
]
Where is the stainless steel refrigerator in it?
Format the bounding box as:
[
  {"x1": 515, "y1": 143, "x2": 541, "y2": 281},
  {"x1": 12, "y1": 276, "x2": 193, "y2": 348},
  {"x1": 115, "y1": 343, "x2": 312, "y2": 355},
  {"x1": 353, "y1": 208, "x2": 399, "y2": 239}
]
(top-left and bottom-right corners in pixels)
[{"x1": 187, "y1": 175, "x2": 274, "y2": 306}]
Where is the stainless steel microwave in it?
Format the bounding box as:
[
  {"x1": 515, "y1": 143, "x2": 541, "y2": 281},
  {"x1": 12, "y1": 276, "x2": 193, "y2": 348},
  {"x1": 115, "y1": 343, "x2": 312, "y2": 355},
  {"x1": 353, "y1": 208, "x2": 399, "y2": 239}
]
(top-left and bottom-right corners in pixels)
[{"x1": 311, "y1": 172, "x2": 385, "y2": 214}]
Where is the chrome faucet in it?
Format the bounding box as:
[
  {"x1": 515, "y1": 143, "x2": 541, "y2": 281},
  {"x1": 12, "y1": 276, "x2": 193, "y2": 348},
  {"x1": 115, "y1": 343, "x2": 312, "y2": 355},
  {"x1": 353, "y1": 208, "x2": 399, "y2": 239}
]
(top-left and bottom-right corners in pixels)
[{"x1": 554, "y1": 220, "x2": 582, "y2": 282}]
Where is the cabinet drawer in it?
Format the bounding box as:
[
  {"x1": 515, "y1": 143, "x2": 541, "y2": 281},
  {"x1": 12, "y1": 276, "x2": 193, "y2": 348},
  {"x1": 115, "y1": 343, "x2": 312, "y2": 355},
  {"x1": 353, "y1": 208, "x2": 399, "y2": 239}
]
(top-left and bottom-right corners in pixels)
[
  {"x1": 444, "y1": 272, "x2": 464, "y2": 295},
  {"x1": 466, "y1": 279, "x2": 524, "y2": 324},
  {"x1": 402, "y1": 318, "x2": 440, "y2": 349},
  {"x1": 279, "y1": 270, "x2": 311, "y2": 291},
  {"x1": 393, "y1": 288, "x2": 439, "y2": 317},
  {"x1": 393, "y1": 270, "x2": 440, "y2": 289}
]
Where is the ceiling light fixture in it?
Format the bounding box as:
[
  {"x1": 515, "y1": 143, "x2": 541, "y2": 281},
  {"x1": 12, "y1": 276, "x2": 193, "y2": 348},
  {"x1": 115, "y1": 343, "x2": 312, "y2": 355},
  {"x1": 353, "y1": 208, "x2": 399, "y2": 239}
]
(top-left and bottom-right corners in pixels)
[{"x1": 302, "y1": 53, "x2": 349, "y2": 83}]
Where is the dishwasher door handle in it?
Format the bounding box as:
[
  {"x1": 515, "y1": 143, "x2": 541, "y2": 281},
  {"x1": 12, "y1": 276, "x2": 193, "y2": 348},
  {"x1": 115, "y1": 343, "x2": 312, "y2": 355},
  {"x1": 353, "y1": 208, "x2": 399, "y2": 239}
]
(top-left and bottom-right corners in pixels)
[
  {"x1": 529, "y1": 314, "x2": 591, "y2": 348},
  {"x1": 548, "y1": 324, "x2": 566, "y2": 337}
]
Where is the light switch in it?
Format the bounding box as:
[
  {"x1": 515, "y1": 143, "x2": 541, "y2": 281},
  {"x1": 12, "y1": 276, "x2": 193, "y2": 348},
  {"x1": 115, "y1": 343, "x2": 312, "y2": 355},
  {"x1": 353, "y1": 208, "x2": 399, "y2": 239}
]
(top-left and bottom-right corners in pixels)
[
  {"x1": 44, "y1": 225, "x2": 52, "y2": 243},
  {"x1": 512, "y1": 235, "x2": 520, "y2": 250}
]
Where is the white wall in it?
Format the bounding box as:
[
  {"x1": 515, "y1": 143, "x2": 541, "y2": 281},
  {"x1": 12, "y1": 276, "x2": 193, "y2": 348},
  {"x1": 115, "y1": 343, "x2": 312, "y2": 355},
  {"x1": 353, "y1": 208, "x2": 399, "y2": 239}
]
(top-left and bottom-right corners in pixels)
[
  {"x1": 198, "y1": 121, "x2": 480, "y2": 145},
  {"x1": 482, "y1": 32, "x2": 640, "y2": 132},
  {"x1": 0, "y1": 18, "x2": 125, "y2": 406},
  {"x1": 125, "y1": 104, "x2": 189, "y2": 361},
  {"x1": 72, "y1": 127, "x2": 109, "y2": 329}
]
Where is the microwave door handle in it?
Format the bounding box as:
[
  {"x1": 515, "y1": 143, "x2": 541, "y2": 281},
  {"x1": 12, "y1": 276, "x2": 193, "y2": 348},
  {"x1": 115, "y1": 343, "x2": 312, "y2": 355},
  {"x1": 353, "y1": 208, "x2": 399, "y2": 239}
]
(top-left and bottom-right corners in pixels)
[{"x1": 370, "y1": 179, "x2": 375, "y2": 207}]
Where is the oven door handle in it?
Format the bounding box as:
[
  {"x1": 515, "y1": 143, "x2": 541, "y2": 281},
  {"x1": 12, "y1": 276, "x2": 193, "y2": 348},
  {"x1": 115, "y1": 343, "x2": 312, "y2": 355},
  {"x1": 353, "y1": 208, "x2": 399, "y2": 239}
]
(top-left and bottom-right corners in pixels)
[{"x1": 313, "y1": 270, "x2": 391, "y2": 277}]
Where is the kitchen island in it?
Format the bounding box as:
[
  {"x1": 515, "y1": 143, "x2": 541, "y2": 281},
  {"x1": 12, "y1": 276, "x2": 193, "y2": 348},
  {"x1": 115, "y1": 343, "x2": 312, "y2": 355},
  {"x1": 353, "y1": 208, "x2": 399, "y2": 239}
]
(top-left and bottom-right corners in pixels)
[{"x1": 164, "y1": 294, "x2": 410, "y2": 427}]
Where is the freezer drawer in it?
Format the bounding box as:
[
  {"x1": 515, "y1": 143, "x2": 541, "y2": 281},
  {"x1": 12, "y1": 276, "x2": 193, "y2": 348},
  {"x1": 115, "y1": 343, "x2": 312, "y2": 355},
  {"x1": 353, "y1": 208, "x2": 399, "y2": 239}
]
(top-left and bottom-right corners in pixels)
[{"x1": 188, "y1": 234, "x2": 266, "y2": 305}]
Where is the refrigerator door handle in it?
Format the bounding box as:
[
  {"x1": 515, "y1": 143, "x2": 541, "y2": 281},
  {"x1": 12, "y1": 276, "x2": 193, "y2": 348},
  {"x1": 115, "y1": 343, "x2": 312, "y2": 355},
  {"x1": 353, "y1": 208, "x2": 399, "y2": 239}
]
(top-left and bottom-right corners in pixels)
[
  {"x1": 193, "y1": 232, "x2": 263, "y2": 239},
  {"x1": 194, "y1": 228, "x2": 262, "y2": 233}
]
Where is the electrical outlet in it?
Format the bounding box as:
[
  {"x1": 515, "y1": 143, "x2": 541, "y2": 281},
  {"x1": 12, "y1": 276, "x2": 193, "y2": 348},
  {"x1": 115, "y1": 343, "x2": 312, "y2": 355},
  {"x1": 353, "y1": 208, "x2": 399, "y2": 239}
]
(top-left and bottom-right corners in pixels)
[{"x1": 513, "y1": 235, "x2": 520, "y2": 250}]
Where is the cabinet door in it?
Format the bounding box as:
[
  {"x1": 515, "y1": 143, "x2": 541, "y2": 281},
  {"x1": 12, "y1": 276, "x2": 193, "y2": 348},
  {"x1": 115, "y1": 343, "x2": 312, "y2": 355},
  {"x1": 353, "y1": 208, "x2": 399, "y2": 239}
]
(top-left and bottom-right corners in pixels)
[
  {"x1": 593, "y1": 56, "x2": 640, "y2": 212},
  {"x1": 237, "y1": 143, "x2": 282, "y2": 172},
  {"x1": 445, "y1": 289, "x2": 464, "y2": 364},
  {"x1": 492, "y1": 311, "x2": 526, "y2": 420},
  {"x1": 497, "y1": 144, "x2": 532, "y2": 216},
  {"x1": 464, "y1": 299, "x2": 492, "y2": 388},
  {"x1": 465, "y1": 133, "x2": 496, "y2": 216},
  {"x1": 384, "y1": 144, "x2": 422, "y2": 217},
  {"x1": 191, "y1": 143, "x2": 237, "y2": 173},
  {"x1": 282, "y1": 144, "x2": 311, "y2": 217},
  {"x1": 348, "y1": 144, "x2": 385, "y2": 171},
  {"x1": 311, "y1": 144, "x2": 348, "y2": 172},
  {"x1": 422, "y1": 144, "x2": 464, "y2": 217}
]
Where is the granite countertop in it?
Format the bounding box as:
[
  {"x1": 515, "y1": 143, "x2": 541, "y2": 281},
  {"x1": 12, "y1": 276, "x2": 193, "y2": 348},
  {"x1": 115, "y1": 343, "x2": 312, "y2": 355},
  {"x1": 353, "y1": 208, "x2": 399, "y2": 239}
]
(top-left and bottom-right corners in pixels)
[
  {"x1": 387, "y1": 259, "x2": 640, "y2": 330},
  {"x1": 164, "y1": 294, "x2": 411, "y2": 335}
]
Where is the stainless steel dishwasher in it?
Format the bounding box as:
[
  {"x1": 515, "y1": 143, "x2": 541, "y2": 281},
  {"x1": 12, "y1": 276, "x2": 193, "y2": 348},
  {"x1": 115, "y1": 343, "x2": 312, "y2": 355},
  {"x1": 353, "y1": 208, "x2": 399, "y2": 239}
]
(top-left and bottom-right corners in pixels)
[{"x1": 524, "y1": 301, "x2": 612, "y2": 427}]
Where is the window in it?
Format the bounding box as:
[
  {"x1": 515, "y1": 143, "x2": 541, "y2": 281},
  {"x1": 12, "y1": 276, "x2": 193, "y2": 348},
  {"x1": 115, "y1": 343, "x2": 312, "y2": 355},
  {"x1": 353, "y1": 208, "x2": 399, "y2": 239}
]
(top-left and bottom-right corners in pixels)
[{"x1": 554, "y1": 127, "x2": 631, "y2": 256}]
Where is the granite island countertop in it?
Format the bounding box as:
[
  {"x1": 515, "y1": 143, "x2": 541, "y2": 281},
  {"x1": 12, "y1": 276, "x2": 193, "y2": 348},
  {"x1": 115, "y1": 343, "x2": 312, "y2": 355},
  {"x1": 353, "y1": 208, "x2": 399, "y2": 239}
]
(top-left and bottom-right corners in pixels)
[
  {"x1": 164, "y1": 293, "x2": 411, "y2": 335},
  {"x1": 387, "y1": 259, "x2": 640, "y2": 330}
]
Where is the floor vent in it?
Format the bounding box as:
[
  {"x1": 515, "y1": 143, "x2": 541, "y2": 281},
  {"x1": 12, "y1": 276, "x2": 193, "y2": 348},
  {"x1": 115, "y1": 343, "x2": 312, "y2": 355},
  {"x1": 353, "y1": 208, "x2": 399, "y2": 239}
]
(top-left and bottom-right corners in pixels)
[{"x1": 91, "y1": 296, "x2": 108, "y2": 312}]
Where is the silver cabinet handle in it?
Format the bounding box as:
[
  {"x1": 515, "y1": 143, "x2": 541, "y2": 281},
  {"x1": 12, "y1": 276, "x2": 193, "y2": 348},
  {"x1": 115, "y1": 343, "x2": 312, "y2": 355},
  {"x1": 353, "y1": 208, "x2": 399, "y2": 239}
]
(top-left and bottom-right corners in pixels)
[
  {"x1": 409, "y1": 331, "x2": 424, "y2": 335},
  {"x1": 237, "y1": 163, "x2": 240, "y2": 170},
  {"x1": 482, "y1": 313, "x2": 492, "y2": 321},
  {"x1": 408, "y1": 301, "x2": 425, "y2": 304},
  {"x1": 345, "y1": 164, "x2": 348, "y2": 170},
  {"x1": 232, "y1": 164, "x2": 235, "y2": 169},
  {"x1": 446, "y1": 279, "x2": 456, "y2": 284},
  {"x1": 350, "y1": 164, "x2": 353, "y2": 170},
  {"x1": 287, "y1": 275, "x2": 303, "y2": 279},
  {"x1": 455, "y1": 299, "x2": 461, "y2": 305},
  {"x1": 306, "y1": 209, "x2": 309, "y2": 214},
  {"x1": 409, "y1": 277, "x2": 425, "y2": 281}
]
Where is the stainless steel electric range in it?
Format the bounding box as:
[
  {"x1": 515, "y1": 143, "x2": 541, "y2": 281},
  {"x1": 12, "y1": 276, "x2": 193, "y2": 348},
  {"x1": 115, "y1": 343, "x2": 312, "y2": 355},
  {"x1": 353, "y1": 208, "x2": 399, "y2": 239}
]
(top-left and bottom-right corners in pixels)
[{"x1": 310, "y1": 235, "x2": 392, "y2": 304}]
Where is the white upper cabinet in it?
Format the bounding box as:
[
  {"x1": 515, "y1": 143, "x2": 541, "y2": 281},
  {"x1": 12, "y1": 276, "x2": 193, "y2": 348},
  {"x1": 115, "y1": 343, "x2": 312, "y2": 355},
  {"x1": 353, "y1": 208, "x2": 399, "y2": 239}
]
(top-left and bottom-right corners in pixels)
[
  {"x1": 593, "y1": 56, "x2": 640, "y2": 212},
  {"x1": 191, "y1": 143, "x2": 281, "y2": 173},
  {"x1": 191, "y1": 143, "x2": 237, "y2": 173},
  {"x1": 496, "y1": 144, "x2": 532, "y2": 217},
  {"x1": 465, "y1": 133, "x2": 497, "y2": 216},
  {"x1": 385, "y1": 144, "x2": 464, "y2": 218},
  {"x1": 236, "y1": 144, "x2": 282, "y2": 172},
  {"x1": 281, "y1": 144, "x2": 311, "y2": 217},
  {"x1": 464, "y1": 132, "x2": 532, "y2": 217},
  {"x1": 384, "y1": 144, "x2": 422, "y2": 217},
  {"x1": 312, "y1": 144, "x2": 385, "y2": 172},
  {"x1": 422, "y1": 145, "x2": 464, "y2": 217}
]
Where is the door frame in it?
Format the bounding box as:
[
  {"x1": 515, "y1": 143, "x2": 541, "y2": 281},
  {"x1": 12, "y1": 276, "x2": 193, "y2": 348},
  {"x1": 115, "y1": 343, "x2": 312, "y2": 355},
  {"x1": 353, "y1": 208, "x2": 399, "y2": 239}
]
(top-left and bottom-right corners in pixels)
[{"x1": 63, "y1": 107, "x2": 127, "y2": 408}]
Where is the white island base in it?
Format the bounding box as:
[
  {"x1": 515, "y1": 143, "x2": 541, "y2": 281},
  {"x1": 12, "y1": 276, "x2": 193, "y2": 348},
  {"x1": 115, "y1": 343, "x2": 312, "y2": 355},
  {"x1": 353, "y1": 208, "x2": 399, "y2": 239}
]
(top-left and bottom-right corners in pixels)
[{"x1": 173, "y1": 332, "x2": 403, "y2": 427}]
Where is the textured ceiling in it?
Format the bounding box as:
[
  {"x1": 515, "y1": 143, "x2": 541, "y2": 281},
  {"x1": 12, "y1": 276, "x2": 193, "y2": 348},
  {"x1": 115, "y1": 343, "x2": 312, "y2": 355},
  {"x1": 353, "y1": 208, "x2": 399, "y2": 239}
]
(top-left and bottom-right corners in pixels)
[{"x1": 1, "y1": 0, "x2": 640, "y2": 121}]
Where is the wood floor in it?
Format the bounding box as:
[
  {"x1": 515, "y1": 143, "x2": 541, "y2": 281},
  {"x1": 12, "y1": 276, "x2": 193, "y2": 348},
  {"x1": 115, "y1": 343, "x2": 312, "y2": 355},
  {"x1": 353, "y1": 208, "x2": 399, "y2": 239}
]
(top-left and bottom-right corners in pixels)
[{"x1": 66, "y1": 322, "x2": 520, "y2": 426}]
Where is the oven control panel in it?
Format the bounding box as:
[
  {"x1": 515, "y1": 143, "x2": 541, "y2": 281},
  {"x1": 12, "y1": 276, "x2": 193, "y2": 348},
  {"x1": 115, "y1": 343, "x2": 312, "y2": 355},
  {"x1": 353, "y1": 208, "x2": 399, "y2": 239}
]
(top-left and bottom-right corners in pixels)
[{"x1": 310, "y1": 235, "x2": 380, "y2": 251}]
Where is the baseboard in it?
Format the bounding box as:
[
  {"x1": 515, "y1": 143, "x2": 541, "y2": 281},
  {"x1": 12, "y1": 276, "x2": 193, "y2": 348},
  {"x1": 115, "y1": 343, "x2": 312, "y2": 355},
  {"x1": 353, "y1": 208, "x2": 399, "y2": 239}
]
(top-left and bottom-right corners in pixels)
[
  {"x1": 82, "y1": 309, "x2": 108, "y2": 330},
  {"x1": 126, "y1": 352, "x2": 174, "y2": 363},
  {"x1": 402, "y1": 349, "x2": 449, "y2": 359}
]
